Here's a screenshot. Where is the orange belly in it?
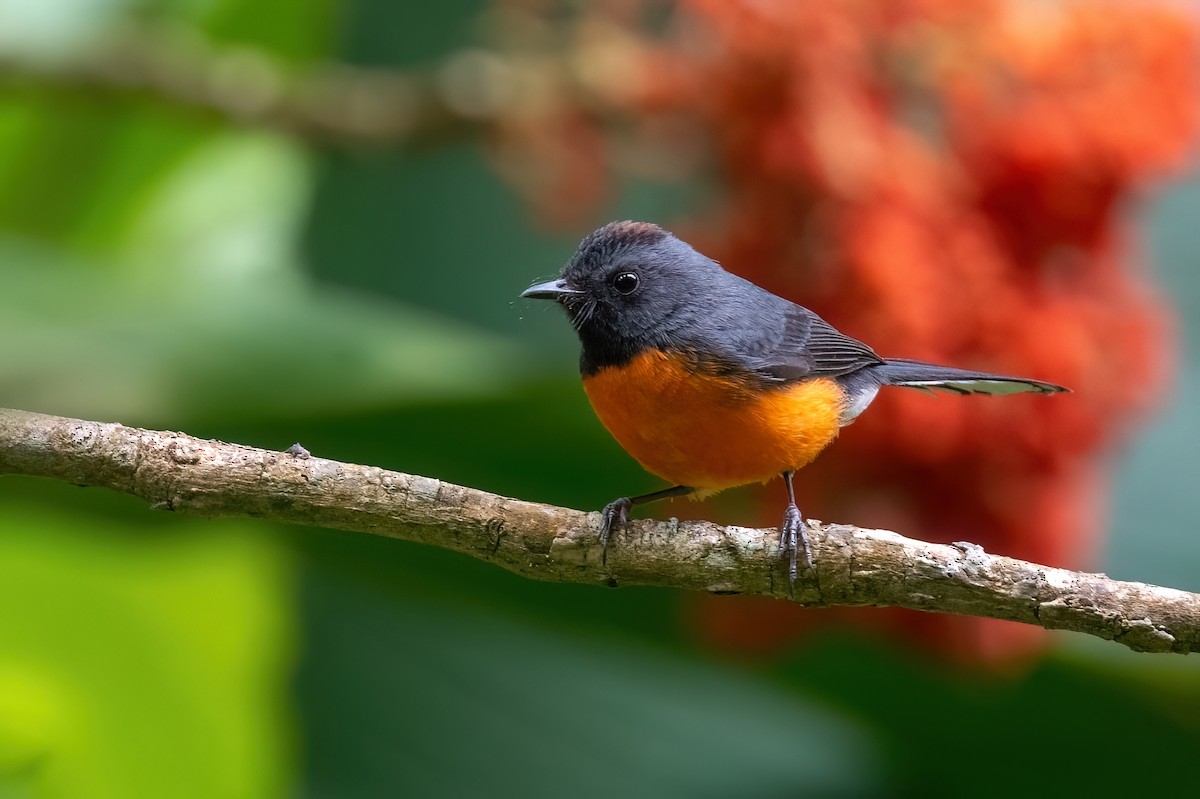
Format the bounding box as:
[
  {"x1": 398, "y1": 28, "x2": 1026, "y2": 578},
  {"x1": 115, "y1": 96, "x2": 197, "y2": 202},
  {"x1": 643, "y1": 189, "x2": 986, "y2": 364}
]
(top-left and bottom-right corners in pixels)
[{"x1": 582, "y1": 349, "x2": 845, "y2": 492}]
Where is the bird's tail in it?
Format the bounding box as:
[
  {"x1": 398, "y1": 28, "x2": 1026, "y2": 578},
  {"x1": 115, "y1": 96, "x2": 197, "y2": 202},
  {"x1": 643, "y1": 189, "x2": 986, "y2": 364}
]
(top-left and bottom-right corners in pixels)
[{"x1": 876, "y1": 358, "x2": 1068, "y2": 396}]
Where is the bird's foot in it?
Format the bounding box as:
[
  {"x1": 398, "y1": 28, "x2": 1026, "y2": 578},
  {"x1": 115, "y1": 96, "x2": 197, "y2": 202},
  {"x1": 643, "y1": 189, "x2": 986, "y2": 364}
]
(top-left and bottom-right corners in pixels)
[
  {"x1": 778, "y1": 503, "x2": 813, "y2": 582},
  {"x1": 599, "y1": 497, "x2": 632, "y2": 564}
]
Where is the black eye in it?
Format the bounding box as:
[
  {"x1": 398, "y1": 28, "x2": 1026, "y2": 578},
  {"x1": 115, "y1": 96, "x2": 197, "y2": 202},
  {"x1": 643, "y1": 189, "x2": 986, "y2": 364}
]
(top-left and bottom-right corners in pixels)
[{"x1": 611, "y1": 271, "x2": 639, "y2": 295}]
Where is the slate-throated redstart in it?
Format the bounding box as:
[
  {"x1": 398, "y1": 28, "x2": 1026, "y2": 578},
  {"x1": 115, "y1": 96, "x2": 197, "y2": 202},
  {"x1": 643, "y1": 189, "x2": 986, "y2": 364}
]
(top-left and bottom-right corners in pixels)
[{"x1": 522, "y1": 221, "x2": 1068, "y2": 580}]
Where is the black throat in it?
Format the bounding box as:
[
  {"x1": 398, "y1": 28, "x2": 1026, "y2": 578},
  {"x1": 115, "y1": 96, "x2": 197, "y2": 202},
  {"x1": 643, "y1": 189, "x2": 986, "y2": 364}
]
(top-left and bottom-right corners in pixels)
[{"x1": 577, "y1": 330, "x2": 646, "y2": 377}]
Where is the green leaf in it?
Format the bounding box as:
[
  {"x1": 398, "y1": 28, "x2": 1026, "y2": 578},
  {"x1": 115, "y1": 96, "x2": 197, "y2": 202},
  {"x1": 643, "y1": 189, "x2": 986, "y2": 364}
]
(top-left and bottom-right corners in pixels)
[
  {"x1": 0, "y1": 238, "x2": 519, "y2": 425},
  {"x1": 0, "y1": 133, "x2": 521, "y2": 426},
  {"x1": 0, "y1": 97, "x2": 207, "y2": 250},
  {"x1": 0, "y1": 488, "x2": 293, "y2": 799}
]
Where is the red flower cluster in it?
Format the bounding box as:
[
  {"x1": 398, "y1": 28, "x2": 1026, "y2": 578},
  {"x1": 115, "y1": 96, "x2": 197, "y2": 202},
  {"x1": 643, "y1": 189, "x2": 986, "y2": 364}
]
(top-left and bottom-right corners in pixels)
[{"x1": 491, "y1": 0, "x2": 1198, "y2": 661}]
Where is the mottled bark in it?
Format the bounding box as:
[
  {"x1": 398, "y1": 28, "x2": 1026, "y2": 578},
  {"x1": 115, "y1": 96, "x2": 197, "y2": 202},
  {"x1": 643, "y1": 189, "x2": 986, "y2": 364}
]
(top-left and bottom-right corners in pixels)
[{"x1": 2, "y1": 408, "x2": 1196, "y2": 654}]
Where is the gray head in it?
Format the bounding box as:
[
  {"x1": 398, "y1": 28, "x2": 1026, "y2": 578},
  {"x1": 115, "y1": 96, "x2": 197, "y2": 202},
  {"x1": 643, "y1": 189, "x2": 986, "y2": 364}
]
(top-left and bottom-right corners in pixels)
[{"x1": 521, "y1": 221, "x2": 732, "y2": 372}]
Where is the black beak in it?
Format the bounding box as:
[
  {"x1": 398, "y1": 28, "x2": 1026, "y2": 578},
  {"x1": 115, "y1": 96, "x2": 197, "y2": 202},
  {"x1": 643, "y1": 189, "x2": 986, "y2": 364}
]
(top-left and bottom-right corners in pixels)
[{"x1": 520, "y1": 278, "x2": 581, "y2": 301}]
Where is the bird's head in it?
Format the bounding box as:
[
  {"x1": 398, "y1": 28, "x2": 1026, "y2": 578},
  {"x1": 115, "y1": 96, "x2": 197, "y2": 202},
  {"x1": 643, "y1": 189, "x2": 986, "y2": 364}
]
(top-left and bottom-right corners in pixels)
[{"x1": 521, "y1": 221, "x2": 723, "y2": 371}]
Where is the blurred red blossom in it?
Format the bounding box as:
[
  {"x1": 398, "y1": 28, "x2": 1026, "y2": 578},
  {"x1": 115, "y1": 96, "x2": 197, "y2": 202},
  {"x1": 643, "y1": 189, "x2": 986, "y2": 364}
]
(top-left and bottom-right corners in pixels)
[{"x1": 489, "y1": 0, "x2": 1199, "y2": 662}]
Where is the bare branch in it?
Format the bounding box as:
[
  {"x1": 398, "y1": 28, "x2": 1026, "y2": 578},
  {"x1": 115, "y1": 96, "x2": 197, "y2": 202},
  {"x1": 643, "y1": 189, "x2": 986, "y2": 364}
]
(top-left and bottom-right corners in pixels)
[
  {"x1": 0, "y1": 32, "x2": 470, "y2": 146},
  {"x1": 2, "y1": 407, "x2": 1197, "y2": 654},
  {"x1": 0, "y1": 26, "x2": 609, "y2": 148}
]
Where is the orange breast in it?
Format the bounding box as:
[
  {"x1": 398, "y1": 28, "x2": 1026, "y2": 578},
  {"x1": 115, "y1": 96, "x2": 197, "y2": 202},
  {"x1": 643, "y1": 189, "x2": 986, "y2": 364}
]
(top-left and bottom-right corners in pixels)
[{"x1": 582, "y1": 349, "x2": 846, "y2": 492}]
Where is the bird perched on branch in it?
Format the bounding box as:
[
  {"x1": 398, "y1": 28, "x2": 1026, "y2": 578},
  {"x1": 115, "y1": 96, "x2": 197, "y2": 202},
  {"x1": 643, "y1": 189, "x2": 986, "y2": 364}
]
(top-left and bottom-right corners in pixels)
[{"x1": 523, "y1": 221, "x2": 1068, "y2": 580}]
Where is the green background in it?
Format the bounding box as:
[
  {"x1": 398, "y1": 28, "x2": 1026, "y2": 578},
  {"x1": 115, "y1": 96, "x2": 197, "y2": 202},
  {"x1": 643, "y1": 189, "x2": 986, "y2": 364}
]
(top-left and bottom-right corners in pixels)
[{"x1": 1, "y1": 1, "x2": 1198, "y2": 796}]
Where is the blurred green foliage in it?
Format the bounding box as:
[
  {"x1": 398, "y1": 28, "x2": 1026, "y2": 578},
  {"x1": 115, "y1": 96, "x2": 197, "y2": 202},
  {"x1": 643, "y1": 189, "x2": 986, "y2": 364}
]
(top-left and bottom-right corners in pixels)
[
  {"x1": 1, "y1": 1, "x2": 1199, "y2": 797},
  {"x1": 0, "y1": 486, "x2": 292, "y2": 798}
]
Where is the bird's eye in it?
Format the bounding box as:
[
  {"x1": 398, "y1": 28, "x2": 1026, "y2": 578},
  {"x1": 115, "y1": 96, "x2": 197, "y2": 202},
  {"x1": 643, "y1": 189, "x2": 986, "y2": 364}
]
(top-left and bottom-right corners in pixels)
[{"x1": 612, "y1": 271, "x2": 639, "y2": 295}]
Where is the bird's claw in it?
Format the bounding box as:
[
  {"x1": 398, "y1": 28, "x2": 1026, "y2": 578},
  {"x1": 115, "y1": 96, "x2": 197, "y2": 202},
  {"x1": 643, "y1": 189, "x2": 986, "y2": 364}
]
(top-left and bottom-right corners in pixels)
[
  {"x1": 778, "y1": 503, "x2": 813, "y2": 583},
  {"x1": 599, "y1": 497, "x2": 632, "y2": 564}
]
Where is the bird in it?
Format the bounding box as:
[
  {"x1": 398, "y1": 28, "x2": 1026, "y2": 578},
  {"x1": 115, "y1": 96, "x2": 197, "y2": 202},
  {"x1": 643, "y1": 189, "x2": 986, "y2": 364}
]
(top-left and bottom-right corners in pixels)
[{"x1": 521, "y1": 221, "x2": 1068, "y2": 580}]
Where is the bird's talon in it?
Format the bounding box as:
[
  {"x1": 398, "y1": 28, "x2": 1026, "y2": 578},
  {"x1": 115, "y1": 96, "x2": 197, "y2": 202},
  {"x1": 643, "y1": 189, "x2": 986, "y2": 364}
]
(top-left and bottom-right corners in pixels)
[
  {"x1": 779, "y1": 503, "x2": 811, "y2": 583},
  {"x1": 599, "y1": 497, "x2": 633, "y2": 563}
]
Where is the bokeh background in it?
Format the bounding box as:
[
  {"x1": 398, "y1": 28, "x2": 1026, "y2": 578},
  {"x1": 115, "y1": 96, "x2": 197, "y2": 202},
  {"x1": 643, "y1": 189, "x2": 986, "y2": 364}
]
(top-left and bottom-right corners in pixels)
[{"x1": 2, "y1": 1, "x2": 1199, "y2": 796}]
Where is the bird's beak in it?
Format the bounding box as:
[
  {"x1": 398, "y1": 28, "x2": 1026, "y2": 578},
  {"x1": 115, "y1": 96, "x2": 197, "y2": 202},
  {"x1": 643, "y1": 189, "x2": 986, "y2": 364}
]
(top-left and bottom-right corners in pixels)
[{"x1": 520, "y1": 278, "x2": 581, "y2": 301}]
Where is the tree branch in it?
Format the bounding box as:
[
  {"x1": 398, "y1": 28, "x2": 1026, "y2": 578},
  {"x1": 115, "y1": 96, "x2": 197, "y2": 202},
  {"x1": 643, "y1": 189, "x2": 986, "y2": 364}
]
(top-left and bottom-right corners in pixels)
[
  {"x1": 2, "y1": 408, "x2": 1196, "y2": 654},
  {"x1": 0, "y1": 32, "x2": 474, "y2": 147},
  {"x1": 0, "y1": 26, "x2": 613, "y2": 148}
]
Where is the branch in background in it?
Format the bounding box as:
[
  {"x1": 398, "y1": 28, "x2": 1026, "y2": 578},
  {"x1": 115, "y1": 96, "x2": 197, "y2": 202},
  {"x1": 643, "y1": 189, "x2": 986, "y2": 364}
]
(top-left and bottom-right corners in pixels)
[
  {"x1": 2, "y1": 408, "x2": 1198, "y2": 654},
  {"x1": 0, "y1": 24, "x2": 613, "y2": 148},
  {"x1": 0, "y1": 31, "x2": 451, "y2": 145},
  {"x1": 0, "y1": 21, "x2": 681, "y2": 219}
]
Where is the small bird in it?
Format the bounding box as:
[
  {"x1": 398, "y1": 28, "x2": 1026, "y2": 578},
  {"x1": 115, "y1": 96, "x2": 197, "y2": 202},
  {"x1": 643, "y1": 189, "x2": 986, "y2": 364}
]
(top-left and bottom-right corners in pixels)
[{"x1": 522, "y1": 221, "x2": 1068, "y2": 580}]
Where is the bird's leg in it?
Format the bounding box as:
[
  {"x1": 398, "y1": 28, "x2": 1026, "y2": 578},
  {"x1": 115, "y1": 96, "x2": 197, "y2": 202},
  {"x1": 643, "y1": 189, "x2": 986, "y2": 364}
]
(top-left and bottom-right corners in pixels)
[
  {"x1": 600, "y1": 485, "x2": 693, "y2": 564},
  {"x1": 779, "y1": 470, "x2": 813, "y2": 581}
]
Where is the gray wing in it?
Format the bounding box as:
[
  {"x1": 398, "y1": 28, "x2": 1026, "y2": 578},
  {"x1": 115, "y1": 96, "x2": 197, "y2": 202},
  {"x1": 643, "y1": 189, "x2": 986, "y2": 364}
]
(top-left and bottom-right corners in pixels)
[
  {"x1": 682, "y1": 299, "x2": 883, "y2": 384},
  {"x1": 743, "y1": 306, "x2": 884, "y2": 383}
]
